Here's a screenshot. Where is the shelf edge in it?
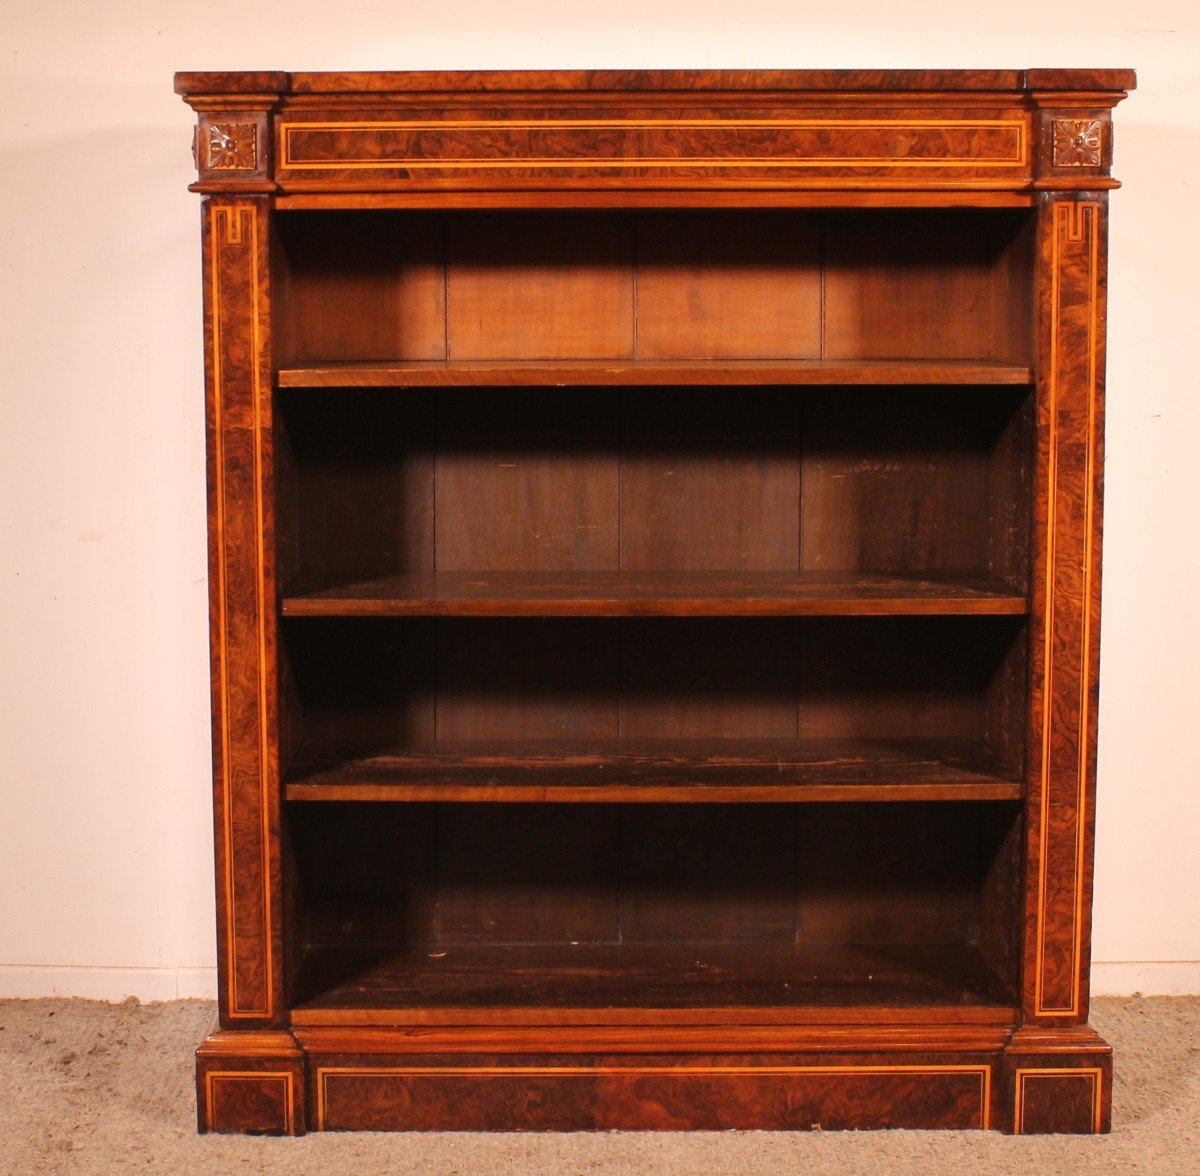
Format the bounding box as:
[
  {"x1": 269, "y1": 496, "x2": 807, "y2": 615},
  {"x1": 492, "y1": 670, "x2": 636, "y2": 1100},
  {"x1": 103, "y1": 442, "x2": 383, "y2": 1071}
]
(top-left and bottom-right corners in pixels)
[{"x1": 284, "y1": 782, "x2": 1024, "y2": 804}]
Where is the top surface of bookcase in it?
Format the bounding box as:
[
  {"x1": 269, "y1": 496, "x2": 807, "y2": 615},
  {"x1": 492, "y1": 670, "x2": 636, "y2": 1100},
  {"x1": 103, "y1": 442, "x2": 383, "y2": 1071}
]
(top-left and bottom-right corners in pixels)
[
  {"x1": 175, "y1": 68, "x2": 1137, "y2": 94},
  {"x1": 175, "y1": 68, "x2": 1134, "y2": 202}
]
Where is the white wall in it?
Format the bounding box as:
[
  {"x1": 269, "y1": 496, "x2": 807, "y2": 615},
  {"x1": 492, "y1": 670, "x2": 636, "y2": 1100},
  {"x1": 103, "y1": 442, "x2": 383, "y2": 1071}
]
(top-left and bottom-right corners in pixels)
[{"x1": 1, "y1": 1, "x2": 1197, "y2": 1000}]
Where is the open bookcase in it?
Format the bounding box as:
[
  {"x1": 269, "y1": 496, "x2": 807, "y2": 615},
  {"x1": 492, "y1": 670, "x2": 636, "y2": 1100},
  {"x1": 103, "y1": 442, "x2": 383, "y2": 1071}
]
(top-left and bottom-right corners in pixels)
[{"x1": 178, "y1": 68, "x2": 1133, "y2": 1134}]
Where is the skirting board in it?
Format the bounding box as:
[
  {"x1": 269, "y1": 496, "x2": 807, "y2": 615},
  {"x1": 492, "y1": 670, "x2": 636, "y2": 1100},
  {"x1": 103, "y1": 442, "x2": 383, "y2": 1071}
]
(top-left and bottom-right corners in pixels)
[
  {"x1": 0, "y1": 963, "x2": 1197, "y2": 1002},
  {"x1": 1091, "y1": 962, "x2": 1200, "y2": 996},
  {"x1": 0, "y1": 966, "x2": 218, "y2": 1001}
]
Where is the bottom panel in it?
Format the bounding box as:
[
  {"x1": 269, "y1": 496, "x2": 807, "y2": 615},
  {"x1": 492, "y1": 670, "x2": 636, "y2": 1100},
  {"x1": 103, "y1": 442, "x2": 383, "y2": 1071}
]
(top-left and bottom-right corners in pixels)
[
  {"x1": 310, "y1": 1056, "x2": 992, "y2": 1131},
  {"x1": 195, "y1": 1025, "x2": 1112, "y2": 1134}
]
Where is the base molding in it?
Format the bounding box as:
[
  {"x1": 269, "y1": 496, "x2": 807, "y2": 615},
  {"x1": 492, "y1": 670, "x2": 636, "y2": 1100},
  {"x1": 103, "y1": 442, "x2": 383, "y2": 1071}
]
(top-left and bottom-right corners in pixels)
[
  {"x1": 195, "y1": 1021, "x2": 1114, "y2": 1134},
  {"x1": 1002, "y1": 1026, "x2": 1113, "y2": 1134},
  {"x1": 196, "y1": 1027, "x2": 307, "y2": 1135}
]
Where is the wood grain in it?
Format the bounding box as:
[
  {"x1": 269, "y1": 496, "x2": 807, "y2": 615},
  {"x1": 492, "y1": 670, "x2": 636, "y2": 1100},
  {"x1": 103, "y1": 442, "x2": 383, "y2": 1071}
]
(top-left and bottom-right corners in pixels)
[
  {"x1": 203, "y1": 197, "x2": 284, "y2": 1026},
  {"x1": 799, "y1": 389, "x2": 1030, "y2": 579},
  {"x1": 432, "y1": 393, "x2": 619, "y2": 572},
  {"x1": 275, "y1": 212, "x2": 446, "y2": 363},
  {"x1": 618, "y1": 391, "x2": 800, "y2": 572},
  {"x1": 278, "y1": 358, "x2": 1034, "y2": 386},
  {"x1": 1024, "y1": 196, "x2": 1107, "y2": 1023},
  {"x1": 823, "y1": 211, "x2": 1033, "y2": 361},
  {"x1": 447, "y1": 213, "x2": 634, "y2": 359},
  {"x1": 177, "y1": 69, "x2": 1137, "y2": 97},
  {"x1": 275, "y1": 192, "x2": 1039, "y2": 211},
  {"x1": 435, "y1": 805, "x2": 620, "y2": 944},
  {"x1": 634, "y1": 211, "x2": 821, "y2": 359},
  {"x1": 281, "y1": 570, "x2": 1029, "y2": 617},
  {"x1": 291, "y1": 942, "x2": 1014, "y2": 1016},
  {"x1": 195, "y1": 1028, "x2": 305, "y2": 1135},
  {"x1": 311, "y1": 1058, "x2": 994, "y2": 1131},
  {"x1": 283, "y1": 737, "x2": 1023, "y2": 803},
  {"x1": 1003, "y1": 1026, "x2": 1113, "y2": 1133}
]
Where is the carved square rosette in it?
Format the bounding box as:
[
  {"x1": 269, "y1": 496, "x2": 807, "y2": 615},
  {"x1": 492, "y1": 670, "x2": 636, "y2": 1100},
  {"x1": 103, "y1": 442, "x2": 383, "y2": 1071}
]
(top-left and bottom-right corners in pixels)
[
  {"x1": 207, "y1": 123, "x2": 257, "y2": 169},
  {"x1": 1053, "y1": 119, "x2": 1103, "y2": 167},
  {"x1": 1038, "y1": 110, "x2": 1112, "y2": 182},
  {"x1": 194, "y1": 110, "x2": 272, "y2": 187}
]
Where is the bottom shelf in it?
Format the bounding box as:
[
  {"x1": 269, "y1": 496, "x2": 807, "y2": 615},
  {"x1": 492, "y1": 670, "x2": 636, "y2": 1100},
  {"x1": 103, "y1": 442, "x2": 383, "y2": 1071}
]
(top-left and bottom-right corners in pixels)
[{"x1": 289, "y1": 942, "x2": 1015, "y2": 1026}]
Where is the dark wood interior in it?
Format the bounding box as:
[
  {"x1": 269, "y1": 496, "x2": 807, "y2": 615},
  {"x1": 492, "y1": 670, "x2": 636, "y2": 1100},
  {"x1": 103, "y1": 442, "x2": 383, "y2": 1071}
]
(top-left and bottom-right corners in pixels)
[
  {"x1": 276, "y1": 386, "x2": 1033, "y2": 592},
  {"x1": 287, "y1": 800, "x2": 1021, "y2": 1018},
  {"x1": 272, "y1": 206, "x2": 1035, "y2": 1016},
  {"x1": 273, "y1": 208, "x2": 1034, "y2": 368},
  {"x1": 280, "y1": 615, "x2": 1027, "y2": 797}
]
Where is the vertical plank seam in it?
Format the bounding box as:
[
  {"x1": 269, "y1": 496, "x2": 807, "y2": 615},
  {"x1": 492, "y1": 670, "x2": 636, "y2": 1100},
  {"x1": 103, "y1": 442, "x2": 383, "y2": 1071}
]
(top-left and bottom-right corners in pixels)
[
  {"x1": 818, "y1": 212, "x2": 827, "y2": 361},
  {"x1": 630, "y1": 210, "x2": 639, "y2": 361}
]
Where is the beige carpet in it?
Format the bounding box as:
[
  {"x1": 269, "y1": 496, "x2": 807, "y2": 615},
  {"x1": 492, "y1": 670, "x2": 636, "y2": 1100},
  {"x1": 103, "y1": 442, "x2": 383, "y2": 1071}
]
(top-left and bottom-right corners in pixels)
[{"x1": 1, "y1": 996, "x2": 1197, "y2": 1174}]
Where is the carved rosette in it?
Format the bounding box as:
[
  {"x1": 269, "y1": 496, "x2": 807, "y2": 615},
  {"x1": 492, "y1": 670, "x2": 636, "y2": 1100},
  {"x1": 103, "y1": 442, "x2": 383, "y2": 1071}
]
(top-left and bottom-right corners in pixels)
[
  {"x1": 208, "y1": 123, "x2": 258, "y2": 170},
  {"x1": 1052, "y1": 119, "x2": 1102, "y2": 168},
  {"x1": 191, "y1": 111, "x2": 272, "y2": 187}
]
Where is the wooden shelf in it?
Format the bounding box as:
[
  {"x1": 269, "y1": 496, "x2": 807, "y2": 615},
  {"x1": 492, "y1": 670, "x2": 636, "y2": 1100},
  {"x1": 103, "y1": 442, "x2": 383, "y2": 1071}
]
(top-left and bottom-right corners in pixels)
[
  {"x1": 284, "y1": 738, "x2": 1022, "y2": 803},
  {"x1": 277, "y1": 358, "x2": 1034, "y2": 389},
  {"x1": 289, "y1": 942, "x2": 1017, "y2": 1026},
  {"x1": 281, "y1": 571, "x2": 1029, "y2": 618}
]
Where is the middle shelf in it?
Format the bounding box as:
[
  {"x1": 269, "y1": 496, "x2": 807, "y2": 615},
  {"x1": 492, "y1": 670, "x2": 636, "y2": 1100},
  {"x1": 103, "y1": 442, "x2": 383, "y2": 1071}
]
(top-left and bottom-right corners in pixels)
[
  {"x1": 281, "y1": 570, "x2": 1028, "y2": 618},
  {"x1": 284, "y1": 737, "x2": 1022, "y2": 803},
  {"x1": 280, "y1": 613, "x2": 1029, "y2": 804}
]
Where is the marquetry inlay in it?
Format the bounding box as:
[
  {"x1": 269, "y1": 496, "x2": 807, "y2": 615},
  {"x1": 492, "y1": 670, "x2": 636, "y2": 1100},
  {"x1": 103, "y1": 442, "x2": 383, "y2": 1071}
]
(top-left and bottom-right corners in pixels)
[
  {"x1": 207, "y1": 201, "x2": 274, "y2": 1020},
  {"x1": 1033, "y1": 199, "x2": 1102, "y2": 1019},
  {"x1": 279, "y1": 117, "x2": 1029, "y2": 173},
  {"x1": 315, "y1": 1063, "x2": 992, "y2": 1131},
  {"x1": 1013, "y1": 1067, "x2": 1103, "y2": 1134},
  {"x1": 205, "y1": 1070, "x2": 296, "y2": 1133}
]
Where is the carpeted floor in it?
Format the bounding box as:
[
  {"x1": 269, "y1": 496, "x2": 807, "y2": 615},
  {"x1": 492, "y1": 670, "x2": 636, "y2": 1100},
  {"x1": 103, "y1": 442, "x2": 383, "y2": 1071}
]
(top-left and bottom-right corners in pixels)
[{"x1": 0, "y1": 996, "x2": 1197, "y2": 1174}]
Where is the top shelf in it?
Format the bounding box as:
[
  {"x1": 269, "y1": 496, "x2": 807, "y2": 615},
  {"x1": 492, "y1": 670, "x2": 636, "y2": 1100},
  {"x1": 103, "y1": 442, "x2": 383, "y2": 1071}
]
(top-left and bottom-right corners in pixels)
[{"x1": 277, "y1": 359, "x2": 1034, "y2": 390}]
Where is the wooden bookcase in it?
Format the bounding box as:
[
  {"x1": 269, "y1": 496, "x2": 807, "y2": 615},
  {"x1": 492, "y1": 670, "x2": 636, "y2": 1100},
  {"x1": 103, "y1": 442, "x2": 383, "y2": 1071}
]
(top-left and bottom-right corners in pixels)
[{"x1": 177, "y1": 68, "x2": 1133, "y2": 1135}]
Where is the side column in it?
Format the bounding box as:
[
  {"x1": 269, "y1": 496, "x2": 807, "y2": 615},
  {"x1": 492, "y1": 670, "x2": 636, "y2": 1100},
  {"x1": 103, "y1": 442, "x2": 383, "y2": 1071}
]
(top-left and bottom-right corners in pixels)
[
  {"x1": 1006, "y1": 191, "x2": 1110, "y2": 1133},
  {"x1": 196, "y1": 195, "x2": 301, "y2": 1133},
  {"x1": 202, "y1": 196, "x2": 284, "y2": 1029}
]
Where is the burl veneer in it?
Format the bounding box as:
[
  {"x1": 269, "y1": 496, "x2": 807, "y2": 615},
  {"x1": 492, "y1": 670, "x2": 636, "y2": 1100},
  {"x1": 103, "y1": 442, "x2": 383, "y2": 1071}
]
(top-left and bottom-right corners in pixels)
[{"x1": 177, "y1": 67, "x2": 1132, "y2": 1135}]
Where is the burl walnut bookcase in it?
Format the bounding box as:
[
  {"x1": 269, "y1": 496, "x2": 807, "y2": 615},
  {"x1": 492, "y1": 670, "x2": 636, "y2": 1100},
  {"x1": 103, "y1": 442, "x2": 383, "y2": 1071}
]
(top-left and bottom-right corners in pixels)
[{"x1": 176, "y1": 68, "x2": 1133, "y2": 1135}]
